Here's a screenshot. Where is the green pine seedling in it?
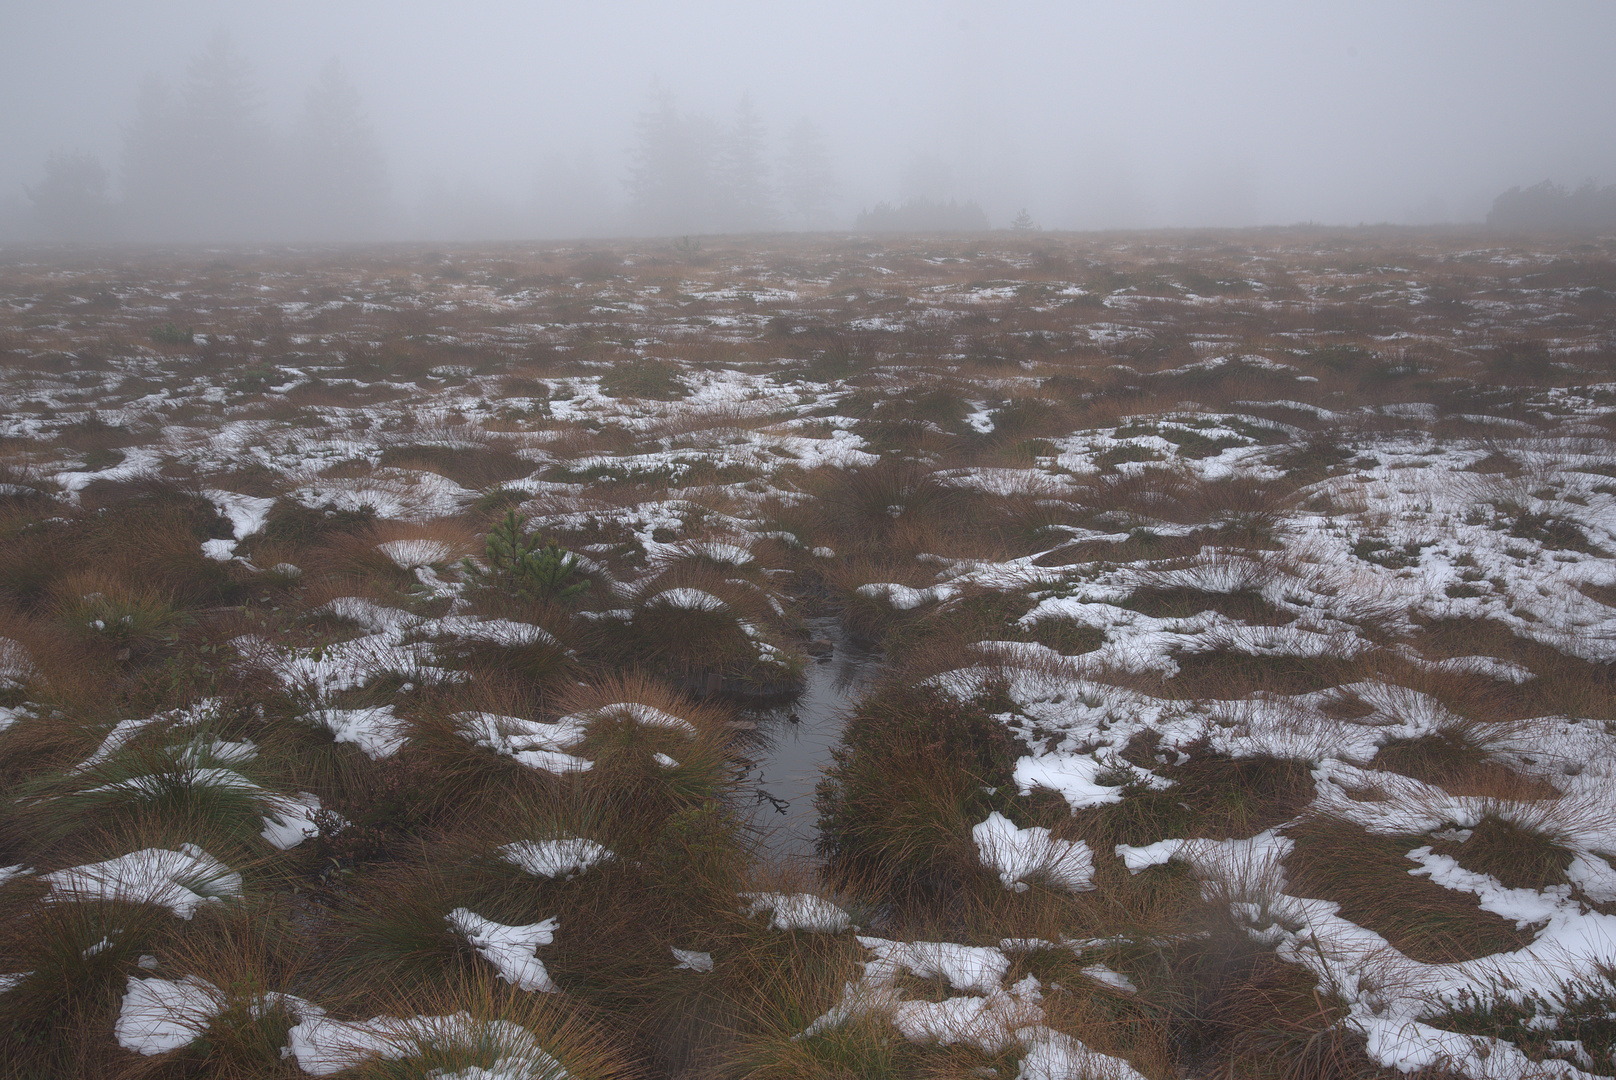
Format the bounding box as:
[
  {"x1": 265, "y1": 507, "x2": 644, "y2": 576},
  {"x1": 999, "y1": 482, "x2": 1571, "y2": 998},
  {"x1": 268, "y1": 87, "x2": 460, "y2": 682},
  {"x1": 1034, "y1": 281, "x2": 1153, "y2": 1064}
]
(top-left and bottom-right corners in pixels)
[{"x1": 464, "y1": 511, "x2": 590, "y2": 605}]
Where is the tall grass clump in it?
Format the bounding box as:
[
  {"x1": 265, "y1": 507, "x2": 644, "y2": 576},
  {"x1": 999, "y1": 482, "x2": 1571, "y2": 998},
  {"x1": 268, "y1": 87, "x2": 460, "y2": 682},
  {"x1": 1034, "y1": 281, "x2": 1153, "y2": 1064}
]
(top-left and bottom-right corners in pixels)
[
  {"x1": 0, "y1": 890, "x2": 180, "y2": 1076},
  {"x1": 815, "y1": 680, "x2": 1024, "y2": 903}
]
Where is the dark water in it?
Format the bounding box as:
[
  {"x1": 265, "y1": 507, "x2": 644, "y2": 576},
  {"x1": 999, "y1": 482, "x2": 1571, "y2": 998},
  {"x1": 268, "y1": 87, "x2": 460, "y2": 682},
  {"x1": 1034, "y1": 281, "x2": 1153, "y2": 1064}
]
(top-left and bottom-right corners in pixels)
[{"x1": 739, "y1": 618, "x2": 880, "y2": 862}]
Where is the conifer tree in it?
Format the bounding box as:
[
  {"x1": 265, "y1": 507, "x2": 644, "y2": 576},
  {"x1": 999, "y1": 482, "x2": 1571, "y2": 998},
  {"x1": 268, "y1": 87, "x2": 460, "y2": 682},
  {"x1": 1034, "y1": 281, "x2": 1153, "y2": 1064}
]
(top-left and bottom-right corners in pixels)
[
  {"x1": 719, "y1": 95, "x2": 773, "y2": 232},
  {"x1": 780, "y1": 118, "x2": 838, "y2": 229},
  {"x1": 120, "y1": 31, "x2": 274, "y2": 240},
  {"x1": 464, "y1": 511, "x2": 590, "y2": 604},
  {"x1": 625, "y1": 87, "x2": 721, "y2": 235},
  {"x1": 178, "y1": 30, "x2": 275, "y2": 238},
  {"x1": 295, "y1": 59, "x2": 389, "y2": 239}
]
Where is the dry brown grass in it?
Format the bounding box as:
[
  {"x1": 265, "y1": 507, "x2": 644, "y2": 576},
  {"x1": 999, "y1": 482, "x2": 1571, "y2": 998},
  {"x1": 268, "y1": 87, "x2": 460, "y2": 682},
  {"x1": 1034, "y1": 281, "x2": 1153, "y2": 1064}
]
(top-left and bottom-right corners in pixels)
[{"x1": 1283, "y1": 813, "x2": 1535, "y2": 963}]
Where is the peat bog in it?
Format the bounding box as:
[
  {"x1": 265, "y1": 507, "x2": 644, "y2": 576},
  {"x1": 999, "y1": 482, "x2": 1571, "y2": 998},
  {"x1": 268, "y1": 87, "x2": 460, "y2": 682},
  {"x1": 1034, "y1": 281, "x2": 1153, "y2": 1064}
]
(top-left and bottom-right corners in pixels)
[{"x1": 3, "y1": 229, "x2": 1616, "y2": 1077}]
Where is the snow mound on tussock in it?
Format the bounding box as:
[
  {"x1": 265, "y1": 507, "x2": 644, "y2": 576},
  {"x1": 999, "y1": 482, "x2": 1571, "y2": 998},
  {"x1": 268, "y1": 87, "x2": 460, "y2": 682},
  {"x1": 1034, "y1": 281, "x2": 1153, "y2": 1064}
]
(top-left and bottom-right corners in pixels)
[
  {"x1": 376, "y1": 538, "x2": 454, "y2": 568},
  {"x1": 445, "y1": 908, "x2": 560, "y2": 993},
  {"x1": 973, "y1": 811, "x2": 1096, "y2": 893},
  {"x1": 644, "y1": 587, "x2": 728, "y2": 612},
  {"x1": 116, "y1": 976, "x2": 323, "y2": 1055},
  {"x1": 456, "y1": 713, "x2": 594, "y2": 774},
  {"x1": 307, "y1": 705, "x2": 409, "y2": 759},
  {"x1": 41, "y1": 844, "x2": 241, "y2": 918},
  {"x1": 284, "y1": 1011, "x2": 566, "y2": 1077},
  {"x1": 500, "y1": 837, "x2": 614, "y2": 879},
  {"x1": 562, "y1": 701, "x2": 700, "y2": 737},
  {"x1": 798, "y1": 935, "x2": 1147, "y2": 1078},
  {"x1": 742, "y1": 892, "x2": 853, "y2": 932}
]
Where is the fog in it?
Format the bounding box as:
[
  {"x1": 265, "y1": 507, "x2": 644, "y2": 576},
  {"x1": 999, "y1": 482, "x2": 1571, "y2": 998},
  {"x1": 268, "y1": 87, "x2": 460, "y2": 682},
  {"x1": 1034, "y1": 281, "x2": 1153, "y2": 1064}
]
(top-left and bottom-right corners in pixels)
[{"x1": 3, "y1": 0, "x2": 1614, "y2": 241}]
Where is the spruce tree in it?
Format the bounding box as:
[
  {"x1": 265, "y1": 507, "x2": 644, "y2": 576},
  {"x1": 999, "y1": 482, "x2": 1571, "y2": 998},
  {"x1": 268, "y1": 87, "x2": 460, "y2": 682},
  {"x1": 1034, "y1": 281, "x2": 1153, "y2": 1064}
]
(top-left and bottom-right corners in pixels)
[
  {"x1": 780, "y1": 118, "x2": 838, "y2": 229},
  {"x1": 719, "y1": 95, "x2": 773, "y2": 232}
]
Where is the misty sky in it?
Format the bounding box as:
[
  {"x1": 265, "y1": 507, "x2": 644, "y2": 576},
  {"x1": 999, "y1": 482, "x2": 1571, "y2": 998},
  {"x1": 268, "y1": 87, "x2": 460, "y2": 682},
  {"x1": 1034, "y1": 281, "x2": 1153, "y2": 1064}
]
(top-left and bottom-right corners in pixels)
[{"x1": 4, "y1": 0, "x2": 1615, "y2": 235}]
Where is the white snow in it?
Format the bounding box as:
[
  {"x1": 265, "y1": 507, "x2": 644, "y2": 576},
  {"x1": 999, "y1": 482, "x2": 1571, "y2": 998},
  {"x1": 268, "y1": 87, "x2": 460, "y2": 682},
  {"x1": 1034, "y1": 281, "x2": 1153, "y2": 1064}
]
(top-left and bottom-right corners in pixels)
[
  {"x1": 41, "y1": 844, "x2": 241, "y2": 917},
  {"x1": 73, "y1": 700, "x2": 218, "y2": 773},
  {"x1": 860, "y1": 937, "x2": 1011, "y2": 995},
  {"x1": 115, "y1": 975, "x2": 225, "y2": 1054},
  {"x1": 798, "y1": 936, "x2": 1147, "y2": 1079},
  {"x1": 308, "y1": 706, "x2": 409, "y2": 759},
  {"x1": 259, "y1": 791, "x2": 325, "y2": 850},
  {"x1": 445, "y1": 908, "x2": 560, "y2": 993},
  {"x1": 284, "y1": 1011, "x2": 564, "y2": 1077},
  {"x1": 206, "y1": 490, "x2": 274, "y2": 543},
  {"x1": 1080, "y1": 964, "x2": 1138, "y2": 994},
  {"x1": 672, "y1": 948, "x2": 714, "y2": 972},
  {"x1": 742, "y1": 892, "x2": 854, "y2": 932},
  {"x1": 688, "y1": 541, "x2": 754, "y2": 566},
  {"x1": 855, "y1": 582, "x2": 956, "y2": 610},
  {"x1": 1016, "y1": 1027, "x2": 1150, "y2": 1080},
  {"x1": 290, "y1": 469, "x2": 474, "y2": 522},
  {"x1": 457, "y1": 713, "x2": 594, "y2": 774},
  {"x1": 321, "y1": 596, "x2": 418, "y2": 633},
  {"x1": 972, "y1": 812, "x2": 1096, "y2": 893},
  {"x1": 555, "y1": 701, "x2": 699, "y2": 738},
  {"x1": 376, "y1": 538, "x2": 454, "y2": 568},
  {"x1": 645, "y1": 587, "x2": 728, "y2": 612},
  {"x1": 201, "y1": 537, "x2": 237, "y2": 560},
  {"x1": 499, "y1": 837, "x2": 614, "y2": 879},
  {"x1": 80, "y1": 766, "x2": 260, "y2": 799}
]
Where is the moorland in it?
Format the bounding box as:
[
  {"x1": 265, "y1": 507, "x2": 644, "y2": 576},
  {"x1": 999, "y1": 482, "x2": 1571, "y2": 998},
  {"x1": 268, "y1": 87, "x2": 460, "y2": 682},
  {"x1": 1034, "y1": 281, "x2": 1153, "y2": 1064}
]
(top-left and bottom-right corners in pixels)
[{"x1": 2, "y1": 228, "x2": 1616, "y2": 1078}]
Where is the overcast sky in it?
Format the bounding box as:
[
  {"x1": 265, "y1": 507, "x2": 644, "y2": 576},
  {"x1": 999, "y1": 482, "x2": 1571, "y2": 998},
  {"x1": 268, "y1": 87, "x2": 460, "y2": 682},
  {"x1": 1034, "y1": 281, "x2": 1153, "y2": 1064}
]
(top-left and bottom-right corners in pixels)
[{"x1": 3, "y1": 0, "x2": 1614, "y2": 234}]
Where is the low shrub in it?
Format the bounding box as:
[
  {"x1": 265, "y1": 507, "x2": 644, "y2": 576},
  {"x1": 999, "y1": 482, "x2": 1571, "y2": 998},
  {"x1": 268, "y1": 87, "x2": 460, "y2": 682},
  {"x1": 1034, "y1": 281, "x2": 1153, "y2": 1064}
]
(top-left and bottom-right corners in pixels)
[{"x1": 600, "y1": 360, "x2": 689, "y2": 400}]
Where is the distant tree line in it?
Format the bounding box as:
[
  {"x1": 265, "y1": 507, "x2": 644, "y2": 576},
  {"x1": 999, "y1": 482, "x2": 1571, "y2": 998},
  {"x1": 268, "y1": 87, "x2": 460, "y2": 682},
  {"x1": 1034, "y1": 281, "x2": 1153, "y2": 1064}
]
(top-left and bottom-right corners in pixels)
[
  {"x1": 854, "y1": 198, "x2": 990, "y2": 233},
  {"x1": 22, "y1": 53, "x2": 847, "y2": 242},
  {"x1": 25, "y1": 31, "x2": 388, "y2": 243},
  {"x1": 22, "y1": 31, "x2": 1046, "y2": 242},
  {"x1": 621, "y1": 91, "x2": 839, "y2": 236},
  {"x1": 1488, "y1": 180, "x2": 1616, "y2": 231}
]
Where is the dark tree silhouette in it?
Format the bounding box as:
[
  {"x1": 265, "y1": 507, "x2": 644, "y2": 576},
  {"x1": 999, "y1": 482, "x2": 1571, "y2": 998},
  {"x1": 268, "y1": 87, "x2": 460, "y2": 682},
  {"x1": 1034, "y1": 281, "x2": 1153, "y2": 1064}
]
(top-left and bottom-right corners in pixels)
[
  {"x1": 1489, "y1": 180, "x2": 1616, "y2": 231},
  {"x1": 779, "y1": 118, "x2": 838, "y2": 229},
  {"x1": 854, "y1": 198, "x2": 989, "y2": 233},
  {"x1": 719, "y1": 95, "x2": 774, "y2": 232},
  {"x1": 120, "y1": 75, "x2": 184, "y2": 237},
  {"x1": 177, "y1": 31, "x2": 275, "y2": 238},
  {"x1": 624, "y1": 88, "x2": 722, "y2": 236},
  {"x1": 26, "y1": 151, "x2": 118, "y2": 241},
  {"x1": 121, "y1": 31, "x2": 275, "y2": 240},
  {"x1": 294, "y1": 59, "x2": 389, "y2": 239}
]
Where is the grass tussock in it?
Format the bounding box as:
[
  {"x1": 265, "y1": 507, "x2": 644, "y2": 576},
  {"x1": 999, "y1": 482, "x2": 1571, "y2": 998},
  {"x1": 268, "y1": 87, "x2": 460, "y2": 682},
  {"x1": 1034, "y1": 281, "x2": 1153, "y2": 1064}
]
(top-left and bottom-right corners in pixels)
[
  {"x1": 815, "y1": 681, "x2": 1025, "y2": 904},
  {"x1": 0, "y1": 895, "x2": 178, "y2": 1078},
  {"x1": 1084, "y1": 741, "x2": 1316, "y2": 848},
  {"x1": 1283, "y1": 814, "x2": 1535, "y2": 963}
]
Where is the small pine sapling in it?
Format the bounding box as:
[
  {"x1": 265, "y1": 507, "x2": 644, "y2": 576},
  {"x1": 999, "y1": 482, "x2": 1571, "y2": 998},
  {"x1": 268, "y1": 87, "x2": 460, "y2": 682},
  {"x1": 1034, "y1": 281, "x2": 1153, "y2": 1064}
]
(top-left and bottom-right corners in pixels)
[{"x1": 463, "y1": 510, "x2": 590, "y2": 604}]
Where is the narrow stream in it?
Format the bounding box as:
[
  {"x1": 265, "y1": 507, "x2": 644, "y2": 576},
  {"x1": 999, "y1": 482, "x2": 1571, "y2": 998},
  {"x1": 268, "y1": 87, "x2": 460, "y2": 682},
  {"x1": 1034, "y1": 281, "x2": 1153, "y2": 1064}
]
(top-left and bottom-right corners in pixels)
[{"x1": 738, "y1": 617, "x2": 881, "y2": 862}]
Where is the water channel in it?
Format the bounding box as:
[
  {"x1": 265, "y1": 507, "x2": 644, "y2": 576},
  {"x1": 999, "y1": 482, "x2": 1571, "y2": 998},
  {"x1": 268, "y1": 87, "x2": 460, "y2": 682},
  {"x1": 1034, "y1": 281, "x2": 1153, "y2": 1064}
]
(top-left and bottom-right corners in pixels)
[{"x1": 738, "y1": 617, "x2": 881, "y2": 862}]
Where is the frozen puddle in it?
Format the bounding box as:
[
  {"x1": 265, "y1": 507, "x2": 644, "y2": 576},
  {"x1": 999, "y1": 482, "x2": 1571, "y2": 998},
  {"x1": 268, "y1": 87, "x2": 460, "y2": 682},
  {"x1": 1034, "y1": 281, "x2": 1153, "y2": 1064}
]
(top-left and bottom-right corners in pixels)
[{"x1": 741, "y1": 618, "x2": 880, "y2": 860}]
